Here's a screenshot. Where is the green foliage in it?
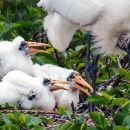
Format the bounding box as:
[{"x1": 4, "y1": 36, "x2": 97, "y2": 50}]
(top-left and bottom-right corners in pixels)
[
  {"x1": 57, "y1": 106, "x2": 88, "y2": 130},
  {"x1": 0, "y1": 111, "x2": 44, "y2": 130}
]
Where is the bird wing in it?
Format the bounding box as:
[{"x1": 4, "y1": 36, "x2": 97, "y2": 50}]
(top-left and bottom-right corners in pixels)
[
  {"x1": 37, "y1": 0, "x2": 107, "y2": 25},
  {"x1": 37, "y1": 0, "x2": 108, "y2": 51}
]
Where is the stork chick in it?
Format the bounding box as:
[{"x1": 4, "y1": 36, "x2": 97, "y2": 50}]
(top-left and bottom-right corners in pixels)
[
  {"x1": 33, "y1": 64, "x2": 93, "y2": 109},
  {"x1": 0, "y1": 36, "x2": 51, "y2": 79},
  {"x1": 0, "y1": 70, "x2": 69, "y2": 110}
]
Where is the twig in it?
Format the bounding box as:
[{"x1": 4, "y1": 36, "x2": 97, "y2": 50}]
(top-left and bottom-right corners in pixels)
[
  {"x1": 110, "y1": 97, "x2": 126, "y2": 129},
  {"x1": 54, "y1": 49, "x2": 60, "y2": 64},
  {"x1": 106, "y1": 56, "x2": 111, "y2": 78},
  {"x1": 0, "y1": 110, "x2": 58, "y2": 114},
  {"x1": 98, "y1": 74, "x2": 118, "y2": 89},
  {"x1": 112, "y1": 55, "x2": 128, "y2": 88},
  {"x1": 116, "y1": 56, "x2": 122, "y2": 68},
  {"x1": 95, "y1": 107, "x2": 104, "y2": 115},
  {"x1": 79, "y1": 47, "x2": 87, "y2": 59},
  {"x1": 32, "y1": 32, "x2": 39, "y2": 41},
  {"x1": 71, "y1": 101, "x2": 75, "y2": 115}
]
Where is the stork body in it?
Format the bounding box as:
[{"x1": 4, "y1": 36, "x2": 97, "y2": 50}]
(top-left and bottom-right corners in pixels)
[
  {"x1": 0, "y1": 37, "x2": 33, "y2": 79},
  {"x1": 33, "y1": 64, "x2": 79, "y2": 109},
  {"x1": 37, "y1": 0, "x2": 130, "y2": 55},
  {"x1": 0, "y1": 36, "x2": 50, "y2": 80},
  {"x1": 33, "y1": 64, "x2": 93, "y2": 109},
  {"x1": 0, "y1": 70, "x2": 56, "y2": 110}
]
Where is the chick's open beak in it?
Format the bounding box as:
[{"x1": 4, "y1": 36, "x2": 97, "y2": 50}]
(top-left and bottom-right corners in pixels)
[
  {"x1": 74, "y1": 76, "x2": 94, "y2": 96},
  {"x1": 50, "y1": 79, "x2": 70, "y2": 92},
  {"x1": 27, "y1": 42, "x2": 51, "y2": 55}
]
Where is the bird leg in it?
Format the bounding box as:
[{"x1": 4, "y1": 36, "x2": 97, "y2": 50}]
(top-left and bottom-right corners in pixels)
[
  {"x1": 86, "y1": 31, "x2": 91, "y2": 84},
  {"x1": 85, "y1": 31, "x2": 93, "y2": 112},
  {"x1": 91, "y1": 54, "x2": 99, "y2": 111}
]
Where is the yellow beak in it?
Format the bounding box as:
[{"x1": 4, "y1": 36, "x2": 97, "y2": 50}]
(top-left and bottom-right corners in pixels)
[
  {"x1": 27, "y1": 42, "x2": 51, "y2": 55},
  {"x1": 49, "y1": 79, "x2": 70, "y2": 92},
  {"x1": 74, "y1": 76, "x2": 94, "y2": 96}
]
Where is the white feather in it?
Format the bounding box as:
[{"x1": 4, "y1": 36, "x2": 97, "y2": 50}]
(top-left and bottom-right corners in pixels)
[
  {"x1": 0, "y1": 36, "x2": 33, "y2": 79},
  {"x1": 33, "y1": 64, "x2": 80, "y2": 109},
  {"x1": 37, "y1": 0, "x2": 130, "y2": 54},
  {"x1": 0, "y1": 70, "x2": 55, "y2": 110},
  {"x1": 44, "y1": 13, "x2": 79, "y2": 51}
]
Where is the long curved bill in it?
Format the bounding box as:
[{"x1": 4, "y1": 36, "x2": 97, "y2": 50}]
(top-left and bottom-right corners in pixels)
[
  {"x1": 74, "y1": 76, "x2": 94, "y2": 96},
  {"x1": 27, "y1": 42, "x2": 51, "y2": 54},
  {"x1": 50, "y1": 79, "x2": 70, "y2": 92},
  {"x1": 27, "y1": 42, "x2": 51, "y2": 48},
  {"x1": 28, "y1": 48, "x2": 51, "y2": 54}
]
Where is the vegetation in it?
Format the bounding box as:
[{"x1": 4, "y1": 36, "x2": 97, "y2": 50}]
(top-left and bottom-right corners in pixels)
[{"x1": 0, "y1": 0, "x2": 130, "y2": 129}]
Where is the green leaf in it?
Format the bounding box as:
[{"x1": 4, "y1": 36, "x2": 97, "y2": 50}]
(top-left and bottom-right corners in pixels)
[
  {"x1": 1, "y1": 124, "x2": 20, "y2": 130},
  {"x1": 121, "y1": 103, "x2": 130, "y2": 116},
  {"x1": 0, "y1": 120, "x2": 5, "y2": 126},
  {"x1": 66, "y1": 109, "x2": 72, "y2": 116},
  {"x1": 0, "y1": 22, "x2": 5, "y2": 31},
  {"x1": 58, "y1": 106, "x2": 66, "y2": 115},
  {"x1": 86, "y1": 94, "x2": 108, "y2": 106},
  {"x1": 122, "y1": 115, "x2": 130, "y2": 128},
  {"x1": 118, "y1": 68, "x2": 127, "y2": 76},
  {"x1": 114, "y1": 126, "x2": 128, "y2": 130},
  {"x1": 41, "y1": 117, "x2": 53, "y2": 124},
  {"x1": 87, "y1": 127, "x2": 99, "y2": 130},
  {"x1": 16, "y1": 21, "x2": 41, "y2": 26},
  {"x1": 100, "y1": 91, "x2": 112, "y2": 101},
  {"x1": 78, "y1": 114, "x2": 85, "y2": 122},
  {"x1": 77, "y1": 63, "x2": 85, "y2": 71},
  {"x1": 9, "y1": 96, "x2": 22, "y2": 107},
  {"x1": 89, "y1": 112, "x2": 108, "y2": 130},
  {"x1": 112, "y1": 98, "x2": 129, "y2": 106},
  {"x1": 114, "y1": 113, "x2": 125, "y2": 125},
  {"x1": 58, "y1": 121, "x2": 72, "y2": 130},
  {"x1": 1, "y1": 114, "x2": 11, "y2": 124},
  {"x1": 26, "y1": 115, "x2": 42, "y2": 126},
  {"x1": 80, "y1": 122, "x2": 87, "y2": 130},
  {"x1": 7, "y1": 5, "x2": 16, "y2": 22},
  {"x1": 0, "y1": 15, "x2": 6, "y2": 22},
  {"x1": 71, "y1": 36, "x2": 80, "y2": 42},
  {"x1": 75, "y1": 45, "x2": 84, "y2": 51},
  {"x1": 33, "y1": 125, "x2": 44, "y2": 130},
  {"x1": 109, "y1": 55, "x2": 117, "y2": 63}
]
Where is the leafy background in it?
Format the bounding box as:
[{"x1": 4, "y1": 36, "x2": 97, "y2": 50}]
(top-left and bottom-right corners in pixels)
[{"x1": 0, "y1": 0, "x2": 130, "y2": 130}]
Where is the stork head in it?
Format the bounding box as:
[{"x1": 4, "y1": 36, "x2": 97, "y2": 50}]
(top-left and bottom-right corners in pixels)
[
  {"x1": 117, "y1": 32, "x2": 130, "y2": 58},
  {"x1": 12, "y1": 36, "x2": 51, "y2": 55},
  {"x1": 37, "y1": 75, "x2": 70, "y2": 92},
  {"x1": 67, "y1": 72, "x2": 94, "y2": 96}
]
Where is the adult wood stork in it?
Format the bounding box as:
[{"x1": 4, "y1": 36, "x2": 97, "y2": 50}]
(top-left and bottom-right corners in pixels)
[
  {"x1": 33, "y1": 64, "x2": 93, "y2": 109},
  {"x1": 0, "y1": 36, "x2": 51, "y2": 79},
  {"x1": 37, "y1": 0, "x2": 130, "y2": 55},
  {"x1": 0, "y1": 70, "x2": 69, "y2": 110},
  {"x1": 37, "y1": 0, "x2": 130, "y2": 111}
]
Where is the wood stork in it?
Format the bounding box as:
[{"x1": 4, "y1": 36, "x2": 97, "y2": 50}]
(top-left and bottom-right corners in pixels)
[
  {"x1": 0, "y1": 70, "x2": 69, "y2": 110},
  {"x1": 37, "y1": 0, "x2": 130, "y2": 111},
  {"x1": 33, "y1": 64, "x2": 93, "y2": 109},
  {"x1": 37, "y1": 0, "x2": 130, "y2": 55},
  {"x1": 0, "y1": 36, "x2": 51, "y2": 79}
]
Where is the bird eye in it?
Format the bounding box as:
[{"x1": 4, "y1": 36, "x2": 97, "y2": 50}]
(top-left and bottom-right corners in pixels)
[
  {"x1": 43, "y1": 78, "x2": 50, "y2": 86},
  {"x1": 70, "y1": 74, "x2": 75, "y2": 79},
  {"x1": 19, "y1": 41, "x2": 27, "y2": 51}
]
